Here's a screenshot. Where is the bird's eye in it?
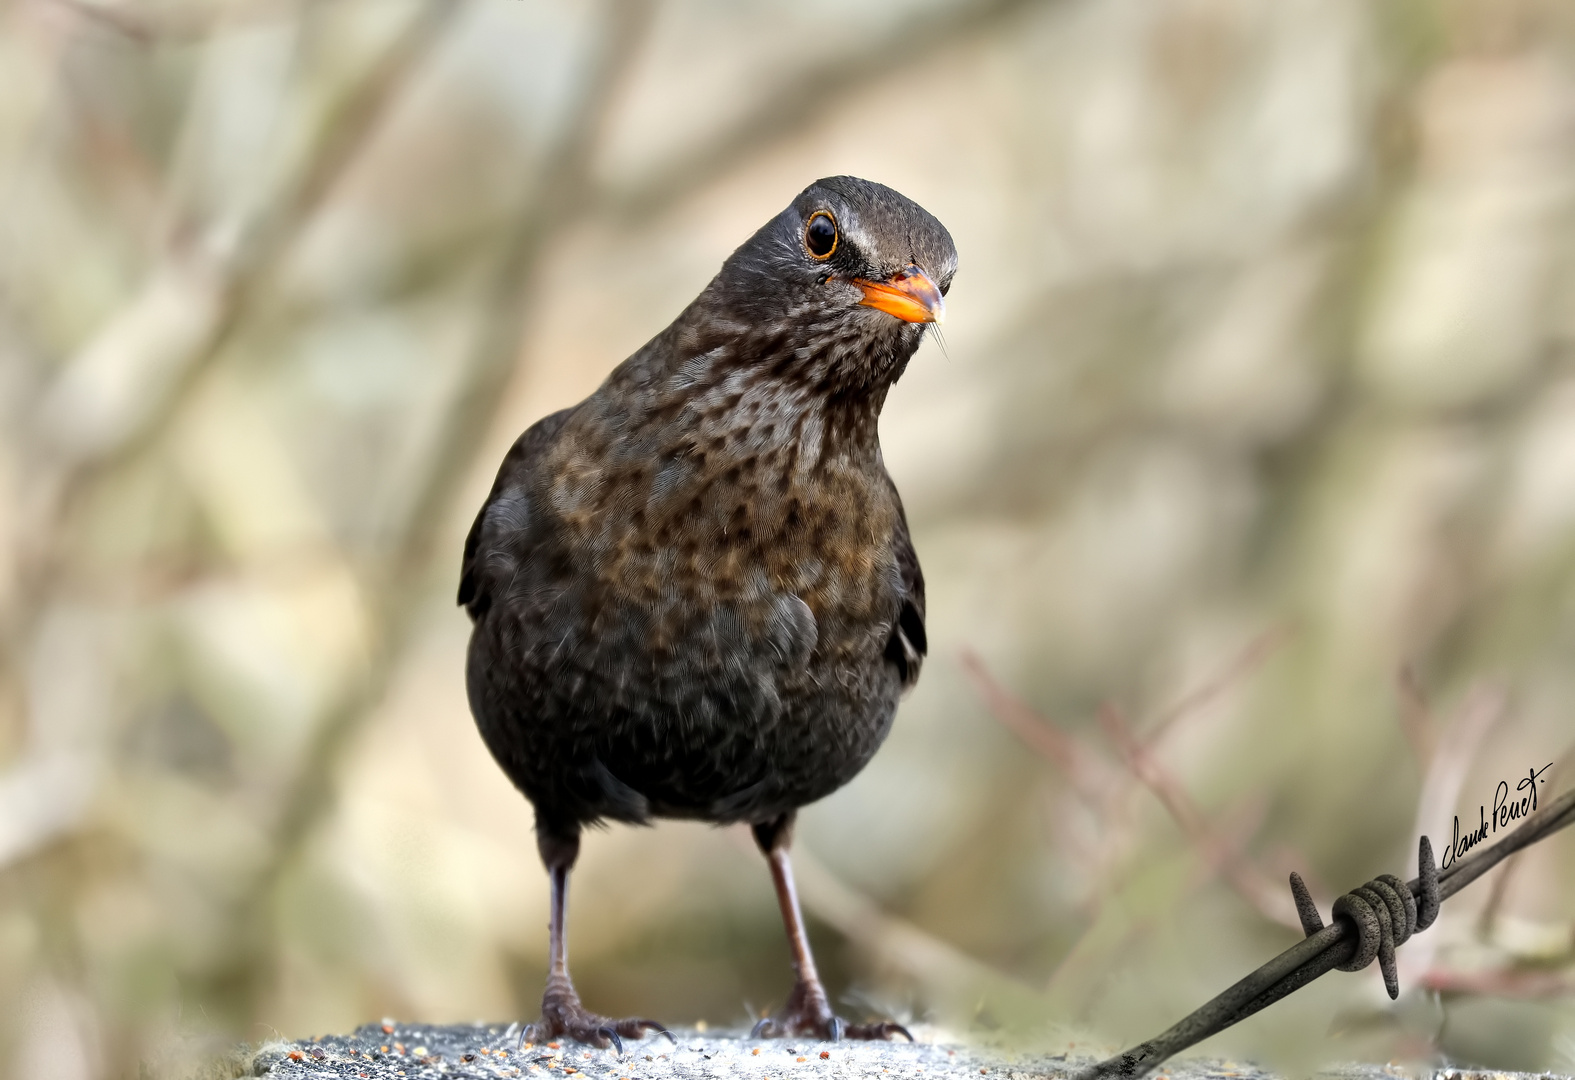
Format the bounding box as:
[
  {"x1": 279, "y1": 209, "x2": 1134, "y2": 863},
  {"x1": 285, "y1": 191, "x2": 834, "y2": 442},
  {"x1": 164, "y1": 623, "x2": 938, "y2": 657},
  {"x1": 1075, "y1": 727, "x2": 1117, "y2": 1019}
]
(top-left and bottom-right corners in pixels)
[{"x1": 804, "y1": 211, "x2": 838, "y2": 259}]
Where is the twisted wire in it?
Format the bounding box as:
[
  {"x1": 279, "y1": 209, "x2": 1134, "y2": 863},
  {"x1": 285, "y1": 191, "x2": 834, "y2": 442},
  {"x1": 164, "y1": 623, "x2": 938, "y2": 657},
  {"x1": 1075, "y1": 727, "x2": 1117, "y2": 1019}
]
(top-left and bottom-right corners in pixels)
[{"x1": 1286, "y1": 835, "x2": 1439, "y2": 999}]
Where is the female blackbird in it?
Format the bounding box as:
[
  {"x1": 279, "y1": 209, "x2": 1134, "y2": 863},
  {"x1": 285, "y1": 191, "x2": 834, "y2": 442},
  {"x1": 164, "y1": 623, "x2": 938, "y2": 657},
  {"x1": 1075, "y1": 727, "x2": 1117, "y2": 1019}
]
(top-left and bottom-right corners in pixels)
[{"x1": 459, "y1": 176, "x2": 955, "y2": 1048}]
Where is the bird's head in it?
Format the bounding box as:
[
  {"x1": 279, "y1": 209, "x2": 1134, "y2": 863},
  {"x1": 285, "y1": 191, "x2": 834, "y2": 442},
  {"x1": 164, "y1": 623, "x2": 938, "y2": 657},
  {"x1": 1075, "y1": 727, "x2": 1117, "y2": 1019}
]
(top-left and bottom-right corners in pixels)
[{"x1": 700, "y1": 176, "x2": 957, "y2": 394}]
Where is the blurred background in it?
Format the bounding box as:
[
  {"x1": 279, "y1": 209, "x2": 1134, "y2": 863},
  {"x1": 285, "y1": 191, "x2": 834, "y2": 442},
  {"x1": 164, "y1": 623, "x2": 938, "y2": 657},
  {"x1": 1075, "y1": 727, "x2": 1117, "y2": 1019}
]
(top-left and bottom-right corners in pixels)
[{"x1": 3, "y1": 0, "x2": 1575, "y2": 1076}]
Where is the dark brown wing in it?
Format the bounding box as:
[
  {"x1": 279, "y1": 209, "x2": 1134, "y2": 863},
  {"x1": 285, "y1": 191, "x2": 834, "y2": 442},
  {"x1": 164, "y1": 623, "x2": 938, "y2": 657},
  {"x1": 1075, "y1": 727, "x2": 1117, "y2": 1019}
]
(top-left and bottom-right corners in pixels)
[
  {"x1": 458, "y1": 406, "x2": 574, "y2": 621},
  {"x1": 882, "y1": 481, "x2": 927, "y2": 688}
]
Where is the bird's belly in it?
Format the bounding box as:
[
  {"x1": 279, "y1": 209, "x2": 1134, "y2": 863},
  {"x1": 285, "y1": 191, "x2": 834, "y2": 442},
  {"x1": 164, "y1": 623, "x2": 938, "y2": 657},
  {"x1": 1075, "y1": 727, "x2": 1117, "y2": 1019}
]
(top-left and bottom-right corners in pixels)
[{"x1": 468, "y1": 571, "x2": 902, "y2": 828}]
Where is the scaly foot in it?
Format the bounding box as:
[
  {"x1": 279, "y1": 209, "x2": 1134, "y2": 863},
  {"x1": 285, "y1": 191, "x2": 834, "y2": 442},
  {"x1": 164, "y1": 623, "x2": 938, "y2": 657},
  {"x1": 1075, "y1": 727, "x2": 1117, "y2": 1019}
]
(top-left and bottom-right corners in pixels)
[
  {"x1": 750, "y1": 980, "x2": 912, "y2": 1042},
  {"x1": 526, "y1": 986, "x2": 673, "y2": 1053}
]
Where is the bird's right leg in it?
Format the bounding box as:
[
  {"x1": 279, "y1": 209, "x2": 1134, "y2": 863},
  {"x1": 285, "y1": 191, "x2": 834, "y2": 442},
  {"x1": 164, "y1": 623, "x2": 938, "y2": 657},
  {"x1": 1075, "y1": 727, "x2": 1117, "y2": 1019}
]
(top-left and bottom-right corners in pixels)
[
  {"x1": 526, "y1": 828, "x2": 671, "y2": 1052},
  {"x1": 750, "y1": 814, "x2": 911, "y2": 1042}
]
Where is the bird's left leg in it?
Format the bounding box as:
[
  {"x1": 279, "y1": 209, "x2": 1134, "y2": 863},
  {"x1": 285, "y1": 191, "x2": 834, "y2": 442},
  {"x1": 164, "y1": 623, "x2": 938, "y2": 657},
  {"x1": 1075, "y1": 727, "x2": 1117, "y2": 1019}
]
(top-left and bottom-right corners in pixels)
[
  {"x1": 527, "y1": 827, "x2": 672, "y2": 1052},
  {"x1": 749, "y1": 814, "x2": 911, "y2": 1042}
]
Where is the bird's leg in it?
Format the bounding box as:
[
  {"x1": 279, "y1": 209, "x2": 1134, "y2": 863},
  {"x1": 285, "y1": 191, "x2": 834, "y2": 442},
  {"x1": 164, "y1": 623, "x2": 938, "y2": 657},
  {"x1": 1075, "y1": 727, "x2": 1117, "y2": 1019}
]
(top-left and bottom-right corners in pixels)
[
  {"x1": 526, "y1": 828, "x2": 672, "y2": 1053},
  {"x1": 750, "y1": 815, "x2": 911, "y2": 1042}
]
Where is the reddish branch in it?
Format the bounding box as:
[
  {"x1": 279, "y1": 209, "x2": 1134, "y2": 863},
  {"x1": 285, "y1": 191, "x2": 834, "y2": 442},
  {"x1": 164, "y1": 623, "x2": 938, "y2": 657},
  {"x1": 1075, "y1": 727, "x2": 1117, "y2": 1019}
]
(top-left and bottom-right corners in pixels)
[{"x1": 962, "y1": 632, "x2": 1303, "y2": 931}]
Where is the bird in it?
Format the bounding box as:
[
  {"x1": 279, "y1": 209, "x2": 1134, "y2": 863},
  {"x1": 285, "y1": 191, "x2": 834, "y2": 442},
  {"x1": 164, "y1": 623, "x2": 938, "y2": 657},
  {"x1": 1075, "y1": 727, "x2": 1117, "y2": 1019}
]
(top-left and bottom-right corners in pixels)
[{"x1": 458, "y1": 175, "x2": 955, "y2": 1050}]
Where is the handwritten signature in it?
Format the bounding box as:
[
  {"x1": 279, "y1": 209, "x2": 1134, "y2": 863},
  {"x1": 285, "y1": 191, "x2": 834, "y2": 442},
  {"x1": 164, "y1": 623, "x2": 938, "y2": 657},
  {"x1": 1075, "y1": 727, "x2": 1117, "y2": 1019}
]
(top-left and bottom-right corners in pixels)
[{"x1": 1442, "y1": 762, "x2": 1553, "y2": 869}]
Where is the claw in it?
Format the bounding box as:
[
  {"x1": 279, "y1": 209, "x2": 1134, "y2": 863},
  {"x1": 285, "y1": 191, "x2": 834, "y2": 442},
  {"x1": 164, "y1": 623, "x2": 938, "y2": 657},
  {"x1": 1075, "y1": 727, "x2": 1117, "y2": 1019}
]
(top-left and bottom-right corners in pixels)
[
  {"x1": 649, "y1": 1022, "x2": 678, "y2": 1046},
  {"x1": 598, "y1": 1027, "x2": 624, "y2": 1055},
  {"x1": 751, "y1": 1017, "x2": 773, "y2": 1039},
  {"x1": 827, "y1": 1016, "x2": 843, "y2": 1043}
]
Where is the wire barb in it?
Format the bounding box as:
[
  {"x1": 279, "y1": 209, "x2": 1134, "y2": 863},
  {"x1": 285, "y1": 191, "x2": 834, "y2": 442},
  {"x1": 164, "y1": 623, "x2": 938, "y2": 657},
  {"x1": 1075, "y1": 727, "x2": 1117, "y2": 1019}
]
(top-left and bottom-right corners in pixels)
[{"x1": 1288, "y1": 837, "x2": 1437, "y2": 1001}]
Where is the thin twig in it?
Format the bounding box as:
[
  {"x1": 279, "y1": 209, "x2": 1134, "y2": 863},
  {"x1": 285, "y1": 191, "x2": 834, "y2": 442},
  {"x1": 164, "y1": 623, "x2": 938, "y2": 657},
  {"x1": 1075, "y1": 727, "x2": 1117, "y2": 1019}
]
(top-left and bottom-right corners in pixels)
[
  {"x1": 963, "y1": 635, "x2": 1301, "y2": 929},
  {"x1": 1418, "y1": 967, "x2": 1575, "y2": 999},
  {"x1": 1142, "y1": 626, "x2": 1292, "y2": 745},
  {"x1": 957, "y1": 648, "x2": 1113, "y2": 803},
  {"x1": 1100, "y1": 705, "x2": 1300, "y2": 930},
  {"x1": 1395, "y1": 664, "x2": 1436, "y2": 766}
]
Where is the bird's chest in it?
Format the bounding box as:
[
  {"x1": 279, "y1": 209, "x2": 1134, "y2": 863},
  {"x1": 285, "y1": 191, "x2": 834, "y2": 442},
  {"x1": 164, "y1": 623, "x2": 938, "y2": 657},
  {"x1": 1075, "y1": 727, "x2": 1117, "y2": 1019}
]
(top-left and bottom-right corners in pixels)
[
  {"x1": 618, "y1": 463, "x2": 897, "y2": 669},
  {"x1": 544, "y1": 429, "x2": 898, "y2": 680}
]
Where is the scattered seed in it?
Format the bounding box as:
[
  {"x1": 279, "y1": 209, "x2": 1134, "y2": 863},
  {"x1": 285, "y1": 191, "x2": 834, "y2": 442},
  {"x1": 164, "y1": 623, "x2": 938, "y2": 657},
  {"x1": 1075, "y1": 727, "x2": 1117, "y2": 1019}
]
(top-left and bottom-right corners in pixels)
[
  {"x1": 797, "y1": 1057, "x2": 806, "y2": 1062},
  {"x1": 820, "y1": 1052, "x2": 830, "y2": 1060},
  {"x1": 288, "y1": 1051, "x2": 303, "y2": 1062},
  {"x1": 752, "y1": 1049, "x2": 761, "y2": 1056},
  {"x1": 548, "y1": 1042, "x2": 561, "y2": 1049},
  {"x1": 383, "y1": 1024, "x2": 395, "y2": 1034}
]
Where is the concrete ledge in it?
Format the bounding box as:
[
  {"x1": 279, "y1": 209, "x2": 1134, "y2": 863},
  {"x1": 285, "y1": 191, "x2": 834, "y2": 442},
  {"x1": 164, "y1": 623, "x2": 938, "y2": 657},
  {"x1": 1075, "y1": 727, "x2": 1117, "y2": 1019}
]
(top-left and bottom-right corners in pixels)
[
  {"x1": 247, "y1": 1024, "x2": 1573, "y2": 1080},
  {"x1": 251, "y1": 1024, "x2": 1110, "y2": 1080}
]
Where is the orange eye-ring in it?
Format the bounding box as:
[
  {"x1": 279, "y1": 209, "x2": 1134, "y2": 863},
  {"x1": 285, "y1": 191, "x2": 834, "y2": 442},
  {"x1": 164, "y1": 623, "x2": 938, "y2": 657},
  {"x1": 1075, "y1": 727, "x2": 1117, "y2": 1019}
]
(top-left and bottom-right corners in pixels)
[{"x1": 804, "y1": 211, "x2": 838, "y2": 259}]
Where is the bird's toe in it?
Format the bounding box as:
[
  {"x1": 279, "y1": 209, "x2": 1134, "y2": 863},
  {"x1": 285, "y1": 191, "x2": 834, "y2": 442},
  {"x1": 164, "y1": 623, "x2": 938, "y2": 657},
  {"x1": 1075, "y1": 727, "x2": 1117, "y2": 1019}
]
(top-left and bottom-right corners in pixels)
[{"x1": 527, "y1": 997, "x2": 669, "y2": 1052}]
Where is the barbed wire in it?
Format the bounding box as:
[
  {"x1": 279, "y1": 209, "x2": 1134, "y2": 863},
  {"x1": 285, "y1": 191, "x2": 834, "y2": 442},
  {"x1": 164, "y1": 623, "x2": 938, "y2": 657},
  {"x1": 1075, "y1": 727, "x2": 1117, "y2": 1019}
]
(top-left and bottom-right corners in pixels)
[{"x1": 1076, "y1": 785, "x2": 1575, "y2": 1080}]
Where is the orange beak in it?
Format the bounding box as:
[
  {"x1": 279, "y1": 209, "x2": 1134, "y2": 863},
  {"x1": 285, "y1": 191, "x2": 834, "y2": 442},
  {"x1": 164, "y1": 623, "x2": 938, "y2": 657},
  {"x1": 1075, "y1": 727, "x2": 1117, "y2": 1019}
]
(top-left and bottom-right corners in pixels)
[{"x1": 853, "y1": 265, "x2": 945, "y2": 324}]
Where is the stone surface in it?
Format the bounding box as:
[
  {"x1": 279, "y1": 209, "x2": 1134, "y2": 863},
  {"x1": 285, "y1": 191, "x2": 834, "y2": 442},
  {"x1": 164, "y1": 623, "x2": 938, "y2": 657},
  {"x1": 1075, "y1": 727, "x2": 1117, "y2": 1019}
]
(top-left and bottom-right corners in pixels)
[
  {"x1": 244, "y1": 1024, "x2": 1575, "y2": 1080},
  {"x1": 250, "y1": 1024, "x2": 1133, "y2": 1080}
]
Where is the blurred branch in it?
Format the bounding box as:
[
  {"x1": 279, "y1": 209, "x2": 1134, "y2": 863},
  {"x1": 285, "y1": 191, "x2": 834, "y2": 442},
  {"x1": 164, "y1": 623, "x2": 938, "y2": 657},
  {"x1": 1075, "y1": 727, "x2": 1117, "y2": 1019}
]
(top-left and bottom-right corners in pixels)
[
  {"x1": 1401, "y1": 684, "x2": 1507, "y2": 977},
  {"x1": 0, "y1": 756, "x2": 96, "y2": 868},
  {"x1": 595, "y1": 0, "x2": 1056, "y2": 221},
  {"x1": 1395, "y1": 664, "x2": 1436, "y2": 766},
  {"x1": 1408, "y1": 683, "x2": 1505, "y2": 876},
  {"x1": 1099, "y1": 704, "x2": 1299, "y2": 930},
  {"x1": 964, "y1": 633, "x2": 1302, "y2": 930},
  {"x1": 37, "y1": 0, "x2": 460, "y2": 471},
  {"x1": 187, "y1": 0, "x2": 659, "y2": 1014},
  {"x1": 958, "y1": 648, "x2": 1114, "y2": 805},
  {"x1": 48, "y1": 0, "x2": 329, "y2": 44},
  {"x1": 0, "y1": 0, "x2": 464, "y2": 878},
  {"x1": 1144, "y1": 627, "x2": 1292, "y2": 744},
  {"x1": 1417, "y1": 967, "x2": 1575, "y2": 999}
]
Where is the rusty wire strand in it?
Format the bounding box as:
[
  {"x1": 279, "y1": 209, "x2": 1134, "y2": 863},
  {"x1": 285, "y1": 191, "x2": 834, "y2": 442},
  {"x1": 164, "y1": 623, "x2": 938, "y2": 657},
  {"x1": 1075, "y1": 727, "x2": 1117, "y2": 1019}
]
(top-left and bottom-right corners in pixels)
[{"x1": 1076, "y1": 784, "x2": 1575, "y2": 1080}]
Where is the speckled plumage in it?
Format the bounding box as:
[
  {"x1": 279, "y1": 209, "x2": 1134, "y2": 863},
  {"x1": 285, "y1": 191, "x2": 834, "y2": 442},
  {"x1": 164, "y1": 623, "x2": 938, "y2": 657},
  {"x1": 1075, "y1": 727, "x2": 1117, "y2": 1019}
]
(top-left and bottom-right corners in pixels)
[{"x1": 459, "y1": 176, "x2": 955, "y2": 1046}]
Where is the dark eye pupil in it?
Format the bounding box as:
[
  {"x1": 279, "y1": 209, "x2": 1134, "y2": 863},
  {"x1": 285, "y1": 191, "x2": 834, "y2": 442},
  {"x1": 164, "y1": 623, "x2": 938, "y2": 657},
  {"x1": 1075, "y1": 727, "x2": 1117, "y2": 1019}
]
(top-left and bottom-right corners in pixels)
[{"x1": 806, "y1": 214, "x2": 836, "y2": 257}]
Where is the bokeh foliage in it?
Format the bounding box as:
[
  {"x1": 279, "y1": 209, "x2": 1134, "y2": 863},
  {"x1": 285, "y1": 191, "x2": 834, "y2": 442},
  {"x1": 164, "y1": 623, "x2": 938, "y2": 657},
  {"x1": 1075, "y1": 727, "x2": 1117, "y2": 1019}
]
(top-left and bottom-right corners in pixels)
[{"x1": 1, "y1": 0, "x2": 1574, "y2": 1077}]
